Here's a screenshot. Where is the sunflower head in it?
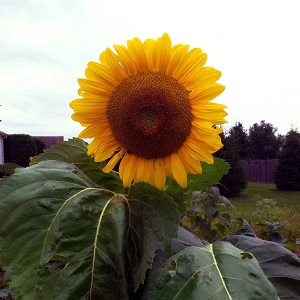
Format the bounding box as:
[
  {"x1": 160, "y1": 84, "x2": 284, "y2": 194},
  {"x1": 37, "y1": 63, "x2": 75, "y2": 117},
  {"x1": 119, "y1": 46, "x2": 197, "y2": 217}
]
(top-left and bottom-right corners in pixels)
[{"x1": 70, "y1": 33, "x2": 227, "y2": 189}]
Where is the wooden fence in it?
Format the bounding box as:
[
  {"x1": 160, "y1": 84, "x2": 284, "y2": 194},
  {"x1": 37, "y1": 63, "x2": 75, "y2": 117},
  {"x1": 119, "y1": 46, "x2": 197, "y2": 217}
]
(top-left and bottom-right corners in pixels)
[{"x1": 240, "y1": 159, "x2": 279, "y2": 183}]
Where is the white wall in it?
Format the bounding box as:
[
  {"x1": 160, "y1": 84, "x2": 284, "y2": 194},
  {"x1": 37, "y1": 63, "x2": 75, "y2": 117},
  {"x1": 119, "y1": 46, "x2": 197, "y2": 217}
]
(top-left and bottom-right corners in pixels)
[{"x1": 0, "y1": 136, "x2": 4, "y2": 164}]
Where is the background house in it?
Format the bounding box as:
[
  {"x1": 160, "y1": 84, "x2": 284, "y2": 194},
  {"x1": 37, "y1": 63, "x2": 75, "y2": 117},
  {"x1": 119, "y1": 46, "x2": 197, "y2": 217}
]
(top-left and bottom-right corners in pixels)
[{"x1": 0, "y1": 131, "x2": 7, "y2": 164}]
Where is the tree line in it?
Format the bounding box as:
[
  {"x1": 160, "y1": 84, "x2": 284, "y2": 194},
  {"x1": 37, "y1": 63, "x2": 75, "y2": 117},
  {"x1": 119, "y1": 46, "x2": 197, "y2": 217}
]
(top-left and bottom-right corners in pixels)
[
  {"x1": 215, "y1": 120, "x2": 300, "y2": 194},
  {"x1": 221, "y1": 120, "x2": 285, "y2": 160}
]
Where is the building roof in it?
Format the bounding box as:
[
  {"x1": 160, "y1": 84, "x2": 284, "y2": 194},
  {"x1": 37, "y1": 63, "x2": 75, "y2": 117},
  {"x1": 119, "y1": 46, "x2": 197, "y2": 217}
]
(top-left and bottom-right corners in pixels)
[{"x1": 0, "y1": 131, "x2": 7, "y2": 138}]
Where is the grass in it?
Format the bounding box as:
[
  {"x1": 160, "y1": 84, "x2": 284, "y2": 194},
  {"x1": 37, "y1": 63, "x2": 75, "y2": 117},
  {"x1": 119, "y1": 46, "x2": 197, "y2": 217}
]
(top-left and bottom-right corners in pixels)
[{"x1": 223, "y1": 182, "x2": 300, "y2": 251}]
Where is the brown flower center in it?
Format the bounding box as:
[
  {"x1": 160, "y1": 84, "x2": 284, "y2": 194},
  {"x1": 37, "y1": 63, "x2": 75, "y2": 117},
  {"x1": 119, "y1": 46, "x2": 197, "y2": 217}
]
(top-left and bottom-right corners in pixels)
[
  {"x1": 138, "y1": 106, "x2": 159, "y2": 132},
  {"x1": 107, "y1": 72, "x2": 192, "y2": 159}
]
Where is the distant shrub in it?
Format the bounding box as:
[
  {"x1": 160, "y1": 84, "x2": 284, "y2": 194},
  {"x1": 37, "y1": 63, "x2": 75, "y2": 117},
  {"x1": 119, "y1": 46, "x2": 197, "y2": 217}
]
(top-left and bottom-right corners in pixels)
[
  {"x1": 4, "y1": 134, "x2": 46, "y2": 167},
  {"x1": 274, "y1": 129, "x2": 300, "y2": 190},
  {"x1": 218, "y1": 162, "x2": 248, "y2": 197},
  {"x1": 0, "y1": 163, "x2": 21, "y2": 178},
  {"x1": 215, "y1": 133, "x2": 248, "y2": 197}
]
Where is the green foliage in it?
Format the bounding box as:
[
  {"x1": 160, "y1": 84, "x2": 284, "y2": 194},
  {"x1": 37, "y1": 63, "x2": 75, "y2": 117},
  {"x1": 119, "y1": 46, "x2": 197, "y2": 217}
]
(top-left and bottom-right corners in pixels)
[
  {"x1": 31, "y1": 138, "x2": 125, "y2": 193},
  {"x1": 0, "y1": 163, "x2": 21, "y2": 178},
  {"x1": 274, "y1": 129, "x2": 300, "y2": 190},
  {"x1": 223, "y1": 120, "x2": 283, "y2": 160},
  {"x1": 222, "y1": 220, "x2": 300, "y2": 299},
  {"x1": 215, "y1": 133, "x2": 248, "y2": 197},
  {"x1": 0, "y1": 158, "x2": 181, "y2": 299},
  {"x1": 226, "y1": 183, "x2": 300, "y2": 251},
  {"x1": 253, "y1": 198, "x2": 282, "y2": 224},
  {"x1": 219, "y1": 164, "x2": 248, "y2": 197},
  {"x1": 127, "y1": 182, "x2": 180, "y2": 291},
  {"x1": 183, "y1": 186, "x2": 233, "y2": 242},
  {"x1": 228, "y1": 121, "x2": 248, "y2": 159},
  {"x1": 143, "y1": 242, "x2": 278, "y2": 299},
  {"x1": 0, "y1": 161, "x2": 129, "y2": 299},
  {"x1": 4, "y1": 134, "x2": 45, "y2": 167},
  {"x1": 247, "y1": 120, "x2": 282, "y2": 159},
  {"x1": 1, "y1": 139, "x2": 299, "y2": 299},
  {"x1": 30, "y1": 137, "x2": 95, "y2": 165},
  {"x1": 253, "y1": 198, "x2": 286, "y2": 243},
  {"x1": 165, "y1": 158, "x2": 229, "y2": 214}
]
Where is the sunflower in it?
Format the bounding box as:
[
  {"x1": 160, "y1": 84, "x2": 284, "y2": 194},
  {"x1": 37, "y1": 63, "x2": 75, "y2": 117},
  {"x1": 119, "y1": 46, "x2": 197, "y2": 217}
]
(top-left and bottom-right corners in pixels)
[{"x1": 70, "y1": 33, "x2": 227, "y2": 189}]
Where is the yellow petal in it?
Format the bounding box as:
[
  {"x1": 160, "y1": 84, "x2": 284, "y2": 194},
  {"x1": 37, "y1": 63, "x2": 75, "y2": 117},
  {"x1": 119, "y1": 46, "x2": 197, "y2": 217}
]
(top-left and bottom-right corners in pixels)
[
  {"x1": 170, "y1": 152, "x2": 187, "y2": 188},
  {"x1": 127, "y1": 37, "x2": 149, "y2": 73},
  {"x1": 94, "y1": 141, "x2": 120, "y2": 162},
  {"x1": 78, "y1": 78, "x2": 113, "y2": 94},
  {"x1": 166, "y1": 44, "x2": 189, "y2": 76},
  {"x1": 114, "y1": 44, "x2": 137, "y2": 75},
  {"x1": 163, "y1": 155, "x2": 173, "y2": 178},
  {"x1": 178, "y1": 147, "x2": 202, "y2": 174},
  {"x1": 154, "y1": 159, "x2": 166, "y2": 189},
  {"x1": 102, "y1": 148, "x2": 126, "y2": 173},
  {"x1": 189, "y1": 83, "x2": 225, "y2": 103},
  {"x1": 143, "y1": 38, "x2": 155, "y2": 70},
  {"x1": 191, "y1": 108, "x2": 228, "y2": 124},
  {"x1": 70, "y1": 98, "x2": 109, "y2": 112},
  {"x1": 87, "y1": 62, "x2": 122, "y2": 86},
  {"x1": 119, "y1": 153, "x2": 137, "y2": 187},
  {"x1": 88, "y1": 135, "x2": 120, "y2": 161},
  {"x1": 173, "y1": 48, "x2": 207, "y2": 81},
  {"x1": 192, "y1": 119, "x2": 223, "y2": 135},
  {"x1": 77, "y1": 122, "x2": 111, "y2": 139},
  {"x1": 144, "y1": 159, "x2": 156, "y2": 187},
  {"x1": 134, "y1": 156, "x2": 146, "y2": 182},
  {"x1": 72, "y1": 112, "x2": 106, "y2": 127},
  {"x1": 153, "y1": 33, "x2": 172, "y2": 73},
  {"x1": 100, "y1": 47, "x2": 126, "y2": 77},
  {"x1": 183, "y1": 67, "x2": 222, "y2": 87},
  {"x1": 183, "y1": 139, "x2": 215, "y2": 164}
]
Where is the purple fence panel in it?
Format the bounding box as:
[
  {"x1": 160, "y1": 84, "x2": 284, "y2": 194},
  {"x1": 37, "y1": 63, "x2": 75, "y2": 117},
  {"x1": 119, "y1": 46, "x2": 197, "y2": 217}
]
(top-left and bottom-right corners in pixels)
[
  {"x1": 34, "y1": 136, "x2": 64, "y2": 149},
  {"x1": 240, "y1": 159, "x2": 279, "y2": 183}
]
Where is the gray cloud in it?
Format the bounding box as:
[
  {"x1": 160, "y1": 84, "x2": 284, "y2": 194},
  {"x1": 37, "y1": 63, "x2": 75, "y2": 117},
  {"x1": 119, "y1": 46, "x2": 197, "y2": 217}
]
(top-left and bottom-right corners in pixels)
[{"x1": 1, "y1": 0, "x2": 300, "y2": 140}]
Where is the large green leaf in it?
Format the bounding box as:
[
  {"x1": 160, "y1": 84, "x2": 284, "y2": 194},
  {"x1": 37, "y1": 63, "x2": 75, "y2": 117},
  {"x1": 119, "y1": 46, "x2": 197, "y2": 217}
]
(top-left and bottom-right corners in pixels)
[
  {"x1": 142, "y1": 242, "x2": 278, "y2": 300},
  {"x1": 77, "y1": 163, "x2": 125, "y2": 193},
  {"x1": 30, "y1": 138, "x2": 124, "y2": 193},
  {"x1": 0, "y1": 161, "x2": 129, "y2": 300},
  {"x1": 127, "y1": 182, "x2": 181, "y2": 291},
  {"x1": 30, "y1": 138, "x2": 95, "y2": 165},
  {"x1": 222, "y1": 220, "x2": 300, "y2": 299}
]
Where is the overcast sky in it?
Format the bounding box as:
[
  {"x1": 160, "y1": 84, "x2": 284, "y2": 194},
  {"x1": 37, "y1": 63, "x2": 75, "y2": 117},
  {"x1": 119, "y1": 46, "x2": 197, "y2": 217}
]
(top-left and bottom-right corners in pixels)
[{"x1": 1, "y1": 0, "x2": 299, "y2": 140}]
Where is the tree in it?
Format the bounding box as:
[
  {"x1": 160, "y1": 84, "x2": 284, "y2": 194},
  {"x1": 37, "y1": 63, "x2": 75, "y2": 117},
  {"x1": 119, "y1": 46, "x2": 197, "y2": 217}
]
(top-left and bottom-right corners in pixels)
[
  {"x1": 227, "y1": 122, "x2": 248, "y2": 159},
  {"x1": 4, "y1": 134, "x2": 46, "y2": 167},
  {"x1": 247, "y1": 120, "x2": 282, "y2": 159},
  {"x1": 274, "y1": 129, "x2": 300, "y2": 190},
  {"x1": 215, "y1": 133, "x2": 248, "y2": 197}
]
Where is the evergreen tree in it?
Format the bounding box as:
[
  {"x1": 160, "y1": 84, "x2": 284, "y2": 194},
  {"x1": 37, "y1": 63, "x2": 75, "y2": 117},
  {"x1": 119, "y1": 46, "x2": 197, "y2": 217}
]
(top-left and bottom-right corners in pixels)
[
  {"x1": 227, "y1": 122, "x2": 248, "y2": 159},
  {"x1": 247, "y1": 120, "x2": 282, "y2": 159},
  {"x1": 215, "y1": 133, "x2": 248, "y2": 197},
  {"x1": 274, "y1": 129, "x2": 300, "y2": 190}
]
